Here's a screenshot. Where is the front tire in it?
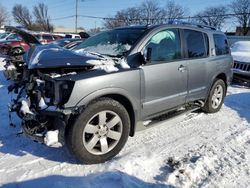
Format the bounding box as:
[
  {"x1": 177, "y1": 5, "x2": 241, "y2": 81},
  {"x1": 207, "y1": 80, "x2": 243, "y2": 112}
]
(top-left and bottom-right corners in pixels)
[
  {"x1": 202, "y1": 79, "x2": 226, "y2": 113},
  {"x1": 67, "y1": 98, "x2": 130, "y2": 164}
]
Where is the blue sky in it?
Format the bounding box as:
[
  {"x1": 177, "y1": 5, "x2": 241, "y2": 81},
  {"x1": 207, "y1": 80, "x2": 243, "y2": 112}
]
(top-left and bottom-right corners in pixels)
[{"x1": 0, "y1": 0, "x2": 233, "y2": 31}]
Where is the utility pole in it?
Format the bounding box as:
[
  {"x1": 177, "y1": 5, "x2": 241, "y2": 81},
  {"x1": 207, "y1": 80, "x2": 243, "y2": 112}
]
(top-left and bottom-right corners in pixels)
[{"x1": 75, "y1": 0, "x2": 78, "y2": 33}]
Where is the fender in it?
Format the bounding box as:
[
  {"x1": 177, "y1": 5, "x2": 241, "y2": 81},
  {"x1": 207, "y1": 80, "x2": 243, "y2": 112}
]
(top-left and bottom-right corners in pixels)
[{"x1": 75, "y1": 86, "x2": 141, "y2": 121}]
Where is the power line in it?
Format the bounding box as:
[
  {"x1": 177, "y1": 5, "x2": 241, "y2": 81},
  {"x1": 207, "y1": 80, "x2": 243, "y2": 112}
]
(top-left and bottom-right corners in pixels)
[
  {"x1": 51, "y1": 15, "x2": 75, "y2": 21},
  {"x1": 51, "y1": 12, "x2": 250, "y2": 22}
]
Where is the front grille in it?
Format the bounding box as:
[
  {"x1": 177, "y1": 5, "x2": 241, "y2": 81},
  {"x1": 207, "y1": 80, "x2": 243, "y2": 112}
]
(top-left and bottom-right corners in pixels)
[{"x1": 233, "y1": 61, "x2": 250, "y2": 72}]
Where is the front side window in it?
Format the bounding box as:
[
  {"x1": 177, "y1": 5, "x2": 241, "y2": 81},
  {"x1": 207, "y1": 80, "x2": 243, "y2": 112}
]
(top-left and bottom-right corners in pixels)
[
  {"x1": 145, "y1": 28, "x2": 182, "y2": 62},
  {"x1": 184, "y1": 30, "x2": 207, "y2": 58},
  {"x1": 213, "y1": 34, "x2": 230, "y2": 55}
]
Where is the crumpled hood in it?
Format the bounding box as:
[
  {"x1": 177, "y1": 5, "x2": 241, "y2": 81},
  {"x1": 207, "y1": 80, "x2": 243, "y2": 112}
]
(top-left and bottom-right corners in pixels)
[{"x1": 26, "y1": 44, "x2": 108, "y2": 70}]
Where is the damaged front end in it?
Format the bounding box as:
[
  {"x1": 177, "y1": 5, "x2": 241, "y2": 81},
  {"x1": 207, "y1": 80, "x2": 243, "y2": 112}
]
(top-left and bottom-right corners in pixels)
[
  {"x1": 8, "y1": 38, "x2": 128, "y2": 147},
  {"x1": 9, "y1": 68, "x2": 82, "y2": 147}
]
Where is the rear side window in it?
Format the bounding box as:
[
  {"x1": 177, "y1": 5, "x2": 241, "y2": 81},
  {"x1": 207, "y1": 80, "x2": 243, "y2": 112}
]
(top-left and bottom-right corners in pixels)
[
  {"x1": 184, "y1": 30, "x2": 207, "y2": 58},
  {"x1": 213, "y1": 34, "x2": 229, "y2": 55}
]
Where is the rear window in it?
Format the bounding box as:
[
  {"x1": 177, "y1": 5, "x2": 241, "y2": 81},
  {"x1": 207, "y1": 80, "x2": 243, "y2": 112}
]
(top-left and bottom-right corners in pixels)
[
  {"x1": 213, "y1": 34, "x2": 230, "y2": 55},
  {"x1": 184, "y1": 29, "x2": 208, "y2": 58}
]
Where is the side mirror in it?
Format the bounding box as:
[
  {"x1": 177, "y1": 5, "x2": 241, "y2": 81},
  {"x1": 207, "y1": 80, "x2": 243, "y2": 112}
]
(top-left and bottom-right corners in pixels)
[{"x1": 142, "y1": 47, "x2": 152, "y2": 64}]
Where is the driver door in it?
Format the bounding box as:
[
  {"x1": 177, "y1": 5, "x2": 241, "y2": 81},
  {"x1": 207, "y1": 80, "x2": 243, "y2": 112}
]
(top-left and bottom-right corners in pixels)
[{"x1": 141, "y1": 28, "x2": 188, "y2": 118}]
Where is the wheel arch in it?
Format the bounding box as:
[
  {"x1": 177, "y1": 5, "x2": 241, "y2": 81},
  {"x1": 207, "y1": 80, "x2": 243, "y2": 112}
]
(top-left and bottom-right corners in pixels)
[
  {"x1": 67, "y1": 89, "x2": 139, "y2": 137},
  {"x1": 205, "y1": 72, "x2": 228, "y2": 102}
]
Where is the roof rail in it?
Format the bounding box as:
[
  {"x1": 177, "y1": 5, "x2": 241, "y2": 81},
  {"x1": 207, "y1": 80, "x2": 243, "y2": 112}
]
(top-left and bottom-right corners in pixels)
[{"x1": 168, "y1": 21, "x2": 217, "y2": 31}]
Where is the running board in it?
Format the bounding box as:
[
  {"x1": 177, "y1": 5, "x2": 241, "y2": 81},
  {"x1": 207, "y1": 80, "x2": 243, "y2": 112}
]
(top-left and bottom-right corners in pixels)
[{"x1": 135, "y1": 106, "x2": 200, "y2": 132}]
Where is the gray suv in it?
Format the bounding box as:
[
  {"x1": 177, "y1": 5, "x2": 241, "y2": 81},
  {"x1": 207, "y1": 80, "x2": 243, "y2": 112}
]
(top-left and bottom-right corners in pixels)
[{"x1": 9, "y1": 23, "x2": 233, "y2": 164}]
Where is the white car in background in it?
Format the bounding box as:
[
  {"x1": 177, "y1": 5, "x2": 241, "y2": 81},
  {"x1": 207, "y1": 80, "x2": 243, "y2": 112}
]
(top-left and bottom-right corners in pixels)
[{"x1": 231, "y1": 41, "x2": 250, "y2": 84}]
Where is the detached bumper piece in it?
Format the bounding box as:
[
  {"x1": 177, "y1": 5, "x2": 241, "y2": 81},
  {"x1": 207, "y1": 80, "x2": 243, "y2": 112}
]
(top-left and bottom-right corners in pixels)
[{"x1": 9, "y1": 99, "x2": 70, "y2": 148}]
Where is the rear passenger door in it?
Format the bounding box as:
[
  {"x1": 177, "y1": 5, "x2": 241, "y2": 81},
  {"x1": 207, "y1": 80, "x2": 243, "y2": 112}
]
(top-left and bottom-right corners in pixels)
[
  {"x1": 183, "y1": 29, "x2": 210, "y2": 102},
  {"x1": 141, "y1": 28, "x2": 188, "y2": 118}
]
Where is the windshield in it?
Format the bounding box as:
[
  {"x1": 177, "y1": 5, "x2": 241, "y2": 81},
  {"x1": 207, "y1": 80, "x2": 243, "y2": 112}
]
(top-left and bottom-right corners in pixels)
[
  {"x1": 74, "y1": 28, "x2": 146, "y2": 57},
  {"x1": 0, "y1": 32, "x2": 10, "y2": 39}
]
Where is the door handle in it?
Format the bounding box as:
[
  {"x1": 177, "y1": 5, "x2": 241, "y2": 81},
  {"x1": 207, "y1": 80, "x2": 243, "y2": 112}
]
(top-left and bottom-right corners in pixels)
[{"x1": 178, "y1": 65, "x2": 186, "y2": 72}]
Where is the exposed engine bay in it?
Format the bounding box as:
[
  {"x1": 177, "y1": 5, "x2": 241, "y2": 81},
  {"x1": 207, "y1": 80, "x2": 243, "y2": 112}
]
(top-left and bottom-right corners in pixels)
[{"x1": 7, "y1": 64, "x2": 95, "y2": 146}]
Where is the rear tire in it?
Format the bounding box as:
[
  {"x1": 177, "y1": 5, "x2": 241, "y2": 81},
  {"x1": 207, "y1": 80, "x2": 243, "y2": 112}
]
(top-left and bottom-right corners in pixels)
[
  {"x1": 67, "y1": 98, "x2": 130, "y2": 164},
  {"x1": 202, "y1": 79, "x2": 226, "y2": 113}
]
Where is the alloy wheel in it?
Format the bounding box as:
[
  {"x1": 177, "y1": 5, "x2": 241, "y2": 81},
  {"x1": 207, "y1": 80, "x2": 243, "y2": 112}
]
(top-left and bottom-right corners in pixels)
[{"x1": 82, "y1": 110, "x2": 123, "y2": 155}]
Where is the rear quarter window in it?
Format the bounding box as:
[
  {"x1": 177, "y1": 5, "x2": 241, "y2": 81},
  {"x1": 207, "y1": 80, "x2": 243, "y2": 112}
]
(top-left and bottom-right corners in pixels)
[
  {"x1": 213, "y1": 34, "x2": 230, "y2": 55},
  {"x1": 184, "y1": 29, "x2": 208, "y2": 58}
]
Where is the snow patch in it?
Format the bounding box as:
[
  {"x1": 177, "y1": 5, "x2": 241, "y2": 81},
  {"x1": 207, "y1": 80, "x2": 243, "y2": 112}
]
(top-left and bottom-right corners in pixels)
[
  {"x1": 93, "y1": 64, "x2": 119, "y2": 73},
  {"x1": 49, "y1": 72, "x2": 77, "y2": 78},
  {"x1": 6, "y1": 64, "x2": 16, "y2": 71},
  {"x1": 231, "y1": 41, "x2": 250, "y2": 53},
  {"x1": 86, "y1": 59, "x2": 115, "y2": 66},
  {"x1": 36, "y1": 79, "x2": 45, "y2": 87},
  {"x1": 39, "y1": 97, "x2": 48, "y2": 110},
  {"x1": 167, "y1": 155, "x2": 218, "y2": 187},
  {"x1": 118, "y1": 58, "x2": 130, "y2": 69},
  {"x1": 86, "y1": 57, "x2": 119, "y2": 73},
  {"x1": 83, "y1": 43, "x2": 131, "y2": 57},
  {"x1": 44, "y1": 130, "x2": 62, "y2": 147},
  {"x1": 20, "y1": 100, "x2": 34, "y2": 115}
]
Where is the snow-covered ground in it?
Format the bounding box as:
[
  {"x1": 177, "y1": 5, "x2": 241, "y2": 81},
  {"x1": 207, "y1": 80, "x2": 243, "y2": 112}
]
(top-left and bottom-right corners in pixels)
[{"x1": 0, "y1": 57, "x2": 249, "y2": 188}]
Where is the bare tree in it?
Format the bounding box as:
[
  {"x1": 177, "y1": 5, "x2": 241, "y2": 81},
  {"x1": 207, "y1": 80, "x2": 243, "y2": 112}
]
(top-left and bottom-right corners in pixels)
[
  {"x1": 164, "y1": 0, "x2": 187, "y2": 21},
  {"x1": 0, "y1": 4, "x2": 8, "y2": 27},
  {"x1": 33, "y1": 3, "x2": 53, "y2": 32},
  {"x1": 230, "y1": 0, "x2": 250, "y2": 35},
  {"x1": 12, "y1": 4, "x2": 33, "y2": 29},
  {"x1": 103, "y1": 0, "x2": 189, "y2": 29},
  {"x1": 194, "y1": 6, "x2": 228, "y2": 29},
  {"x1": 104, "y1": 0, "x2": 165, "y2": 29},
  {"x1": 104, "y1": 7, "x2": 143, "y2": 29},
  {"x1": 139, "y1": 0, "x2": 165, "y2": 25}
]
